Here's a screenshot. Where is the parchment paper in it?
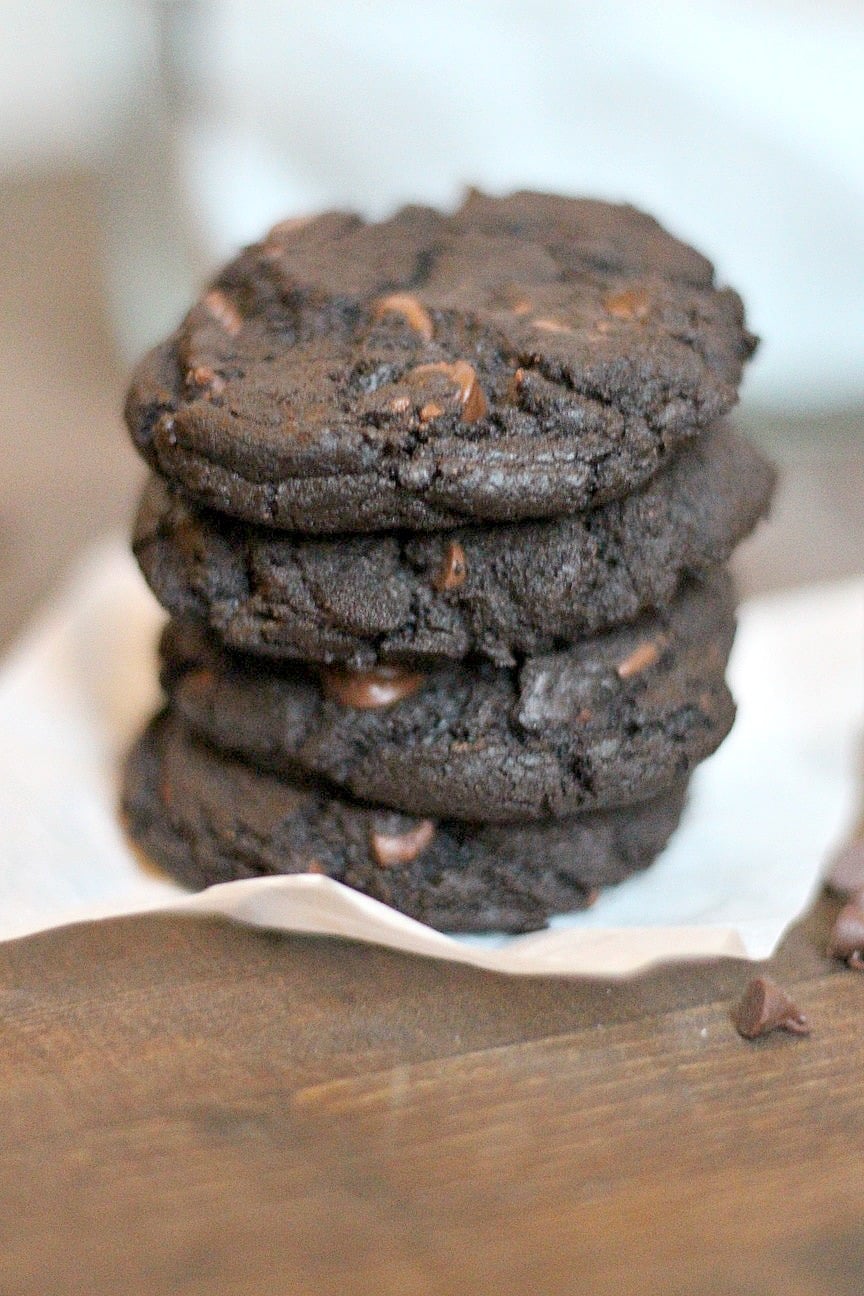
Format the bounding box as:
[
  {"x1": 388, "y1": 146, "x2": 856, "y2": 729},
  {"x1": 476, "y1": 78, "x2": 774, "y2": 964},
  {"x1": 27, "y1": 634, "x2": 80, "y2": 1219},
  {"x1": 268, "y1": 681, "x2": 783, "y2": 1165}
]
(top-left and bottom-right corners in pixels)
[{"x1": 0, "y1": 543, "x2": 859, "y2": 975}]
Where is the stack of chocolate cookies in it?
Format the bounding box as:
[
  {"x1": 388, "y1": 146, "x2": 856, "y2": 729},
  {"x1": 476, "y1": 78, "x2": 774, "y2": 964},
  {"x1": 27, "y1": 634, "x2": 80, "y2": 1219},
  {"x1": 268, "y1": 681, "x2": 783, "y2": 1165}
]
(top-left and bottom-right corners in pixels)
[{"x1": 122, "y1": 192, "x2": 774, "y2": 933}]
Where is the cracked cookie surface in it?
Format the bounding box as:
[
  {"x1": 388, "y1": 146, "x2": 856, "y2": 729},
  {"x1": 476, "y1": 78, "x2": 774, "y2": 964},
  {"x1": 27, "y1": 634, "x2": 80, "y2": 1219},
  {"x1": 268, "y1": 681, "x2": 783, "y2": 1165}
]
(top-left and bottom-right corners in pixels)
[
  {"x1": 158, "y1": 573, "x2": 736, "y2": 823},
  {"x1": 134, "y1": 426, "x2": 772, "y2": 667},
  {"x1": 125, "y1": 191, "x2": 756, "y2": 532},
  {"x1": 123, "y1": 709, "x2": 688, "y2": 933}
]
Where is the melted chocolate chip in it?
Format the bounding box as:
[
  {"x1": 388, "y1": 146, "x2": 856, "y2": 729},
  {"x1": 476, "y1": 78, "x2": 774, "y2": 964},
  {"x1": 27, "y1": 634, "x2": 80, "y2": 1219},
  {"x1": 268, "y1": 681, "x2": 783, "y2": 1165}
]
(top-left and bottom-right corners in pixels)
[
  {"x1": 531, "y1": 317, "x2": 573, "y2": 335},
  {"x1": 731, "y1": 977, "x2": 810, "y2": 1040},
  {"x1": 616, "y1": 636, "x2": 667, "y2": 680},
  {"x1": 419, "y1": 401, "x2": 444, "y2": 423},
  {"x1": 406, "y1": 361, "x2": 487, "y2": 422},
  {"x1": 605, "y1": 288, "x2": 651, "y2": 320},
  {"x1": 828, "y1": 900, "x2": 864, "y2": 969},
  {"x1": 320, "y1": 665, "x2": 424, "y2": 709},
  {"x1": 203, "y1": 290, "x2": 243, "y2": 337},
  {"x1": 370, "y1": 820, "x2": 436, "y2": 868},
  {"x1": 185, "y1": 365, "x2": 225, "y2": 398},
  {"x1": 432, "y1": 541, "x2": 468, "y2": 592},
  {"x1": 372, "y1": 293, "x2": 434, "y2": 341}
]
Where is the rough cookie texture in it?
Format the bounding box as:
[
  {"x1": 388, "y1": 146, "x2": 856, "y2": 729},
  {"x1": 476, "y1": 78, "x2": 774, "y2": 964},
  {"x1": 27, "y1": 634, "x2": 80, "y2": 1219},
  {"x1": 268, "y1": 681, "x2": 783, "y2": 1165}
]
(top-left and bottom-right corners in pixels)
[
  {"x1": 135, "y1": 426, "x2": 773, "y2": 667},
  {"x1": 125, "y1": 192, "x2": 756, "y2": 532},
  {"x1": 123, "y1": 709, "x2": 688, "y2": 933},
  {"x1": 159, "y1": 574, "x2": 735, "y2": 823}
]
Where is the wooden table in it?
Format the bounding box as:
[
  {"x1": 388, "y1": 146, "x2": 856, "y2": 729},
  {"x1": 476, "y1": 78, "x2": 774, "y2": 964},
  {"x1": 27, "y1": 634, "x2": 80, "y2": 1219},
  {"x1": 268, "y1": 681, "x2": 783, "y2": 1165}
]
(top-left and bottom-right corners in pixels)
[
  {"x1": 1, "y1": 170, "x2": 863, "y2": 1296},
  {"x1": 2, "y1": 897, "x2": 863, "y2": 1295}
]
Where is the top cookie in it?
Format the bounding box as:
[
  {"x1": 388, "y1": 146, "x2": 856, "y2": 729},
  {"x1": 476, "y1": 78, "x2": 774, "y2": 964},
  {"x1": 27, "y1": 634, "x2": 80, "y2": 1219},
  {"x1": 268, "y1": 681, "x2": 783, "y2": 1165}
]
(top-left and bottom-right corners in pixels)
[{"x1": 125, "y1": 191, "x2": 757, "y2": 533}]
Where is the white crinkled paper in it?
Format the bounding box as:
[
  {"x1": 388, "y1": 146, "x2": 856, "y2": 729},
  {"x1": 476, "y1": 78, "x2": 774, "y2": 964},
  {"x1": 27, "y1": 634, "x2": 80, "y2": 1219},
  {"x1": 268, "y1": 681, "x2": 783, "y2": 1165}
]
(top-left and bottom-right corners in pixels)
[{"x1": 0, "y1": 543, "x2": 860, "y2": 975}]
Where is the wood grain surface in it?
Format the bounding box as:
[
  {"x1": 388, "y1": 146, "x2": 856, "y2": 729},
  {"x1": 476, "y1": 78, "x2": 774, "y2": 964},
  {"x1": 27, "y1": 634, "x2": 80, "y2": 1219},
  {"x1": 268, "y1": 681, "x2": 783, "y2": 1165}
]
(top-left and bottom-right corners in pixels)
[
  {"x1": 0, "y1": 169, "x2": 863, "y2": 1296},
  {"x1": 0, "y1": 896, "x2": 861, "y2": 1296}
]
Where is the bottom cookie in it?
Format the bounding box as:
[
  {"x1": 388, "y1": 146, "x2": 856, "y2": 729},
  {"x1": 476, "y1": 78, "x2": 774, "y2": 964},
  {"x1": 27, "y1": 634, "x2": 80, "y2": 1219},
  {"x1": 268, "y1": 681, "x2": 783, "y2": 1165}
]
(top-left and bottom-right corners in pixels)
[{"x1": 123, "y1": 710, "x2": 688, "y2": 934}]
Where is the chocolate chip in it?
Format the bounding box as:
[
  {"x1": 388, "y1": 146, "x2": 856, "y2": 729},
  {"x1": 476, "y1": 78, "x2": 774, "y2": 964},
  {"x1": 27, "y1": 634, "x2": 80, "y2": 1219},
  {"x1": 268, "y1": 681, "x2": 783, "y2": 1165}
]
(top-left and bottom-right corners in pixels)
[
  {"x1": 419, "y1": 401, "x2": 444, "y2": 423},
  {"x1": 320, "y1": 665, "x2": 424, "y2": 709},
  {"x1": 731, "y1": 976, "x2": 810, "y2": 1040},
  {"x1": 185, "y1": 365, "x2": 225, "y2": 398},
  {"x1": 615, "y1": 636, "x2": 667, "y2": 680},
  {"x1": 432, "y1": 541, "x2": 467, "y2": 592},
  {"x1": 828, "y1": 899, "x2": 864, "y2": 969},
  {"x1": 506, "y1": 367, "x2": 527, "y2": 403},
  {"x1": 370, "y1": 820, "x2": 436, "y2": 868},
  {"x1": 372, "y1": 293, "x2": 434, "y2": 341},
  {"x1": 531, "y1": 316, "x2": 573, "y2": 335},
  {"x1": 406, "y1": 361, "x2": 487, "y2": 423},
  {"x1": 605, "y1": 288, "x2": 651, "y2": 320},
  {"x1": 203, "y1": 290, "x2": 243, "y2": 337},
  {"x1": 159, "y1": 414, "x2": 177, "y2": 446},
  {"x1": 824, "y1": 837, "x2": 864, "y2": 897}
]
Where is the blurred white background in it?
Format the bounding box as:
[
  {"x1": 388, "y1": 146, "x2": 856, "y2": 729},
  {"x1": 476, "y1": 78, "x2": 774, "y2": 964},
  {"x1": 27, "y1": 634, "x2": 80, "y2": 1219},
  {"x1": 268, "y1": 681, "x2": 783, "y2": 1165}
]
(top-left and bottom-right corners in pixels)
[
  {"x1": 0, "y1": 0, "x2": 861, "y2": 647},
  {"x1": 2, "y1": 0, "x2": 863, "y2": 410}
]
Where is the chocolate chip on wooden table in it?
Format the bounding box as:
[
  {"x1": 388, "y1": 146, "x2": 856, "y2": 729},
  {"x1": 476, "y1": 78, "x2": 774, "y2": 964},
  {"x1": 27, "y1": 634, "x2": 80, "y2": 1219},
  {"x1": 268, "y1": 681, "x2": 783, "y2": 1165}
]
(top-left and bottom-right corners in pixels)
[{"x1": 731, "y1": 977, "x2": 810, "y2": 1040}]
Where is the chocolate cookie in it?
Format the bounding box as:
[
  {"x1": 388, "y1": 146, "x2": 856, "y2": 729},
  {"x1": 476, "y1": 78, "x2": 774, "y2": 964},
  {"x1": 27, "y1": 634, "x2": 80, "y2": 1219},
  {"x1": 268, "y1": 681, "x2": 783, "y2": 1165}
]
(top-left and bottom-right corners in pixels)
[
  {"x1": 134, "y1": 426, "x2": 773, "y2": 668},
  {"x1": 159, "y1": 574, "x2": 735, "y2": 823},
  {"x1": 123, "y1": 709, "x2": 689, "y2": 933},
  {"x1": 125, "y1": 192, "x2": 756, "y2": 533}
]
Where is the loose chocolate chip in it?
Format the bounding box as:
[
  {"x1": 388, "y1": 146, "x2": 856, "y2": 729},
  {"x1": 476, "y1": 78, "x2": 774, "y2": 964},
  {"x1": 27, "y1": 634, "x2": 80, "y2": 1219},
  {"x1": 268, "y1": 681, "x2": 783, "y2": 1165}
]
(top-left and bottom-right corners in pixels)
[
  {"x1": 824, "y1": 837, "x2": 864, "y2": 897},
  {"x1": 432, "y1": 541, "x2": 468, "y2": 592},
  {"x1": 731, "y1": 976, "x2": 810, "y2": 1040},
  {"x1": 372, "y1": 293, "x2": 434, "y2": 341},
  {"x1": 615, "y1": 636, "x2": 667, "y2": 680},
  {"x1": 370, "y1": 820, "x2": 436, "y2": 868},
  {"x1": 828, "y1": 900, "x2": 864, "y2": 969},
  {"x1": 203, "y1": 290, "x2": 243, "y2": 337},
  {"x1": 320, "y1": 665, "x2": 425, "y2": 709}
]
